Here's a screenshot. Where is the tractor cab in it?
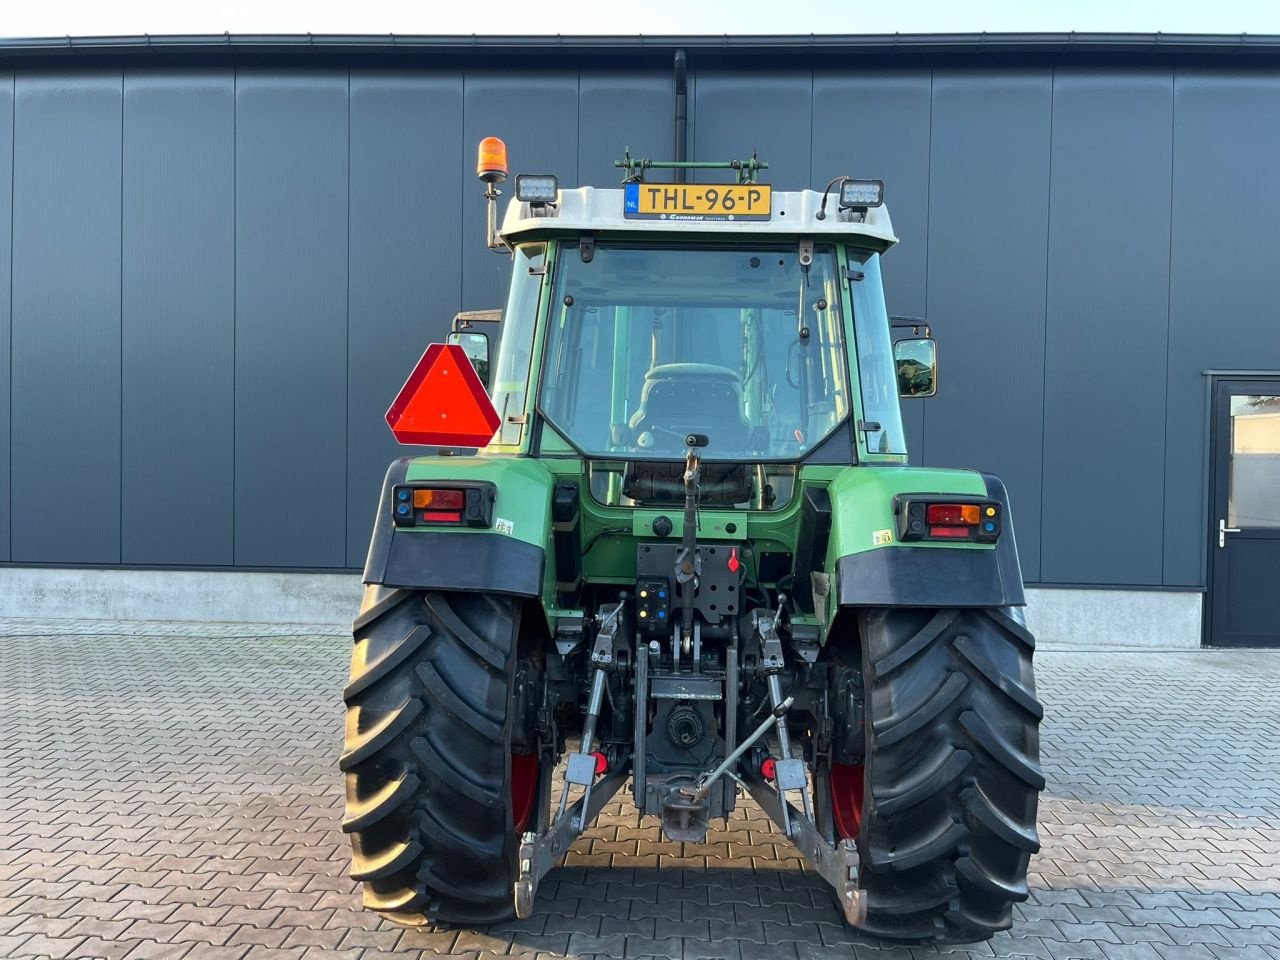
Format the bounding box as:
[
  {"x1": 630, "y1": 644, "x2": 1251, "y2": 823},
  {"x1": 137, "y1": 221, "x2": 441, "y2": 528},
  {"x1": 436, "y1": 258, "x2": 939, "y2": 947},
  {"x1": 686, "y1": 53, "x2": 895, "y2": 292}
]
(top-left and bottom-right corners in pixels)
[{"x1": 486, "y1": 165, "x2": 930, "y2": 478}]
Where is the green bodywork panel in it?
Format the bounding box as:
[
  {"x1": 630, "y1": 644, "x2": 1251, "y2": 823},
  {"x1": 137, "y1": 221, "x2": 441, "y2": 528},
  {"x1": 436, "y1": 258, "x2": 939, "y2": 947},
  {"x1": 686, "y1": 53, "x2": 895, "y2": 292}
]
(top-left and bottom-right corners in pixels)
[
  {"x1": 403, "y1": 456, "x2": 559, "y2": 607},
  {"x1": 820, "y1": 465, "x2": 994, "y2": 630},
  {"x1": 405, "y1": 456, "x2": 556, "y2": 549},
  {"x1": 826, "y1": 466, "x2": 989, "y2": 559}
]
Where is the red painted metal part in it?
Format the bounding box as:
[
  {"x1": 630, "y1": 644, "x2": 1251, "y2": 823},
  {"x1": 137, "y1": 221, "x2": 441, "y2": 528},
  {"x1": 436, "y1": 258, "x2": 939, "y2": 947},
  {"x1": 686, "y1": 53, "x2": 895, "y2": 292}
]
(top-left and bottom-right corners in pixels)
[
  {"x1": 510, "y1": 753, "x2": 540, "y2": 834},
  {"x1": 828, "y1": 762, "x2": 865, "y2": 839}
]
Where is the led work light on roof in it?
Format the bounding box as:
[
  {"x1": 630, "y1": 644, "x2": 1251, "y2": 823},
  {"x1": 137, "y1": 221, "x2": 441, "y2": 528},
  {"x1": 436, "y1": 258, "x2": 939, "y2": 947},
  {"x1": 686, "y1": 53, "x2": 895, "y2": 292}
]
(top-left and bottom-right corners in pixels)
[
  {"x1": 515, "y1": 174, "x2": 559, "y2": 205},
  {"x1": 839, "y1": 179, "x2": 884, "y2": 210}
]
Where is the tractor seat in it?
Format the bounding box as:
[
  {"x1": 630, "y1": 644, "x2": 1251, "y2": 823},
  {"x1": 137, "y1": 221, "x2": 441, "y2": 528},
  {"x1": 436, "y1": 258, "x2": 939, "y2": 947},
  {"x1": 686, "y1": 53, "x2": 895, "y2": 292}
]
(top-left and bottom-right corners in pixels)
[{"x1": 628, "y1": 363, "x2": 751, "y2": 453}]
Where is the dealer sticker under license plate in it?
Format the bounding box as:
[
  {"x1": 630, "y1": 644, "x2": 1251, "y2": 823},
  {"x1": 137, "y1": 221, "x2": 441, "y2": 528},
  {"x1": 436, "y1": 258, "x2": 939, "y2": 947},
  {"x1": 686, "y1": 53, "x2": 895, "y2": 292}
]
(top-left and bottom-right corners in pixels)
[{"x1": 624, "y1": 182, "x2": 772, "y2": 221}]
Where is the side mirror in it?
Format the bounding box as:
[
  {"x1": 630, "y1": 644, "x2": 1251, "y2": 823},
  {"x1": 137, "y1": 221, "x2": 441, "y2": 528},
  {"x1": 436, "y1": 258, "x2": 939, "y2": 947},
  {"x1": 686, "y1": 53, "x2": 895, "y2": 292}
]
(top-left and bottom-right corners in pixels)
[
  {"x1": 894, "y1": 337, "x2": 937, "y2": 398},
  {"x1": 447, "y1": 331, "x2": 491, "y2": 390}
]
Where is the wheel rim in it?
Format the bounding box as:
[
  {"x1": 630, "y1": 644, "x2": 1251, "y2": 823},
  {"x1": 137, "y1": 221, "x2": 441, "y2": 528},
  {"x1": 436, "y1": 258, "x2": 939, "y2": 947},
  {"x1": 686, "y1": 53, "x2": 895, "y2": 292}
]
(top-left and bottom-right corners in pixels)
[
  {"x1": 510, "y1": 752, "x2": 540, "y2": 833},
  {"x1": 829, "y1": 762, "x2": 865, "y2": 839}
]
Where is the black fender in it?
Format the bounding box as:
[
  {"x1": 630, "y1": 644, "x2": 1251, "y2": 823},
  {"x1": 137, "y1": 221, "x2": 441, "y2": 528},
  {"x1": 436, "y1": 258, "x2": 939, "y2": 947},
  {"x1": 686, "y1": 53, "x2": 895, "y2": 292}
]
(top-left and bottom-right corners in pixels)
[
  {"x1": 836, "y1": 473, "x2": 1025, "y2": 608},
  {"x1": 362, "y1": 458, "x2": 546, "y2": 597}
]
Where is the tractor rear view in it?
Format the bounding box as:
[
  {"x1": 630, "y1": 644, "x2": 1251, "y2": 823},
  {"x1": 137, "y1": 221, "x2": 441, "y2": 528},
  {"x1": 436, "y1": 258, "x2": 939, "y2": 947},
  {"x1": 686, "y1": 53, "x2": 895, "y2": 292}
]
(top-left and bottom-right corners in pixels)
[{"x1": 340, "y1": 138, "x2": 1043, "y2": 943}]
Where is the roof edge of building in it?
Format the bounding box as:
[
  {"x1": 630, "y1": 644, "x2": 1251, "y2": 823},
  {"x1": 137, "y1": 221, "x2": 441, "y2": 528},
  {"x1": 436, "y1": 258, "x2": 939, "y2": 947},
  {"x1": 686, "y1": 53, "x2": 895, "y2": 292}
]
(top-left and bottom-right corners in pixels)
[{"x1": 0, "y1": 30, "x2": 1279, "y2": 66}]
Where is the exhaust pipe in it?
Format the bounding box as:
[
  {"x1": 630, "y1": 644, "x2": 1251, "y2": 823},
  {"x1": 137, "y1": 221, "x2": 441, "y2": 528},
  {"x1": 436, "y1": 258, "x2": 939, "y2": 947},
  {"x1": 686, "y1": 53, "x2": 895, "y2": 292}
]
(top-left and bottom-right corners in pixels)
[{"x1": 673, "y1": 49, "x2": 688, "y2": 183}]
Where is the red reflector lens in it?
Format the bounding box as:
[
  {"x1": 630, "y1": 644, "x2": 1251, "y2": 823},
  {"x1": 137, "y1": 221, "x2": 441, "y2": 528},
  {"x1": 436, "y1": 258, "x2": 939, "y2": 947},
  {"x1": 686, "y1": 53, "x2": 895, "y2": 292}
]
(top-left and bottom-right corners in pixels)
[
  {"x1": 929, "y1": 525, "x2": 971, "y2": 538},
  {"x1": 591, "y1": 751, "x2": 609, "y2": 775},
  {"x1": 926, "y1": 503, "x2": 980, "y2": 525},
  {"x1": 413, "y1": 488, "x2": 465, "y2": 510},
  {"x1": 421, "y1": 511, "x2": 462, "y2": 523}
]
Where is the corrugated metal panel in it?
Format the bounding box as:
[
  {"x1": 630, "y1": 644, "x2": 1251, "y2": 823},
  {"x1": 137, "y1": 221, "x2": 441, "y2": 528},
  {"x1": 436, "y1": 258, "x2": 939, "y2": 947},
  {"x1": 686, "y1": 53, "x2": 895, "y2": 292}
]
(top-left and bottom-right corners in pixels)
[
  {"x1": 578, "y1": 71, "x2": 672, "y2": 189},
  {"x1": 1166, "y1": 70, "x2": 1280, "y2": 587},
  {"x1": 346, "y1": 71, "x2": 465, "y2": 568},
  {"x1": 10, "y1": 71, "x2": 123, "y2": 563},
  {"x1": 1041, "y1": 70, "x2": 1173, "y2": 586},
  {"x1": 3, "y1": 60, "x2": 1280, "y2": 587},
  {"x1": 461, "y1": 71, "x2": 579, "y2": 311},
  {"x1": 121, "y1": 71, "x2": 235, "y2": 565},
  {"x1": 812, "y1": 70, "x2": 932, "y2": 465},
  {"x1": 234, "y1": 71, "x2": 349, "y2": 567},
  {"x1": 924, "y1": 71, "x2": 1052, "y2": 583},
  {"x1": 692, "y1": 71, "x2": 811, "y2": 189},
  {"x1": 0, "y1": 75, "x2": 11, "y2": 562}
]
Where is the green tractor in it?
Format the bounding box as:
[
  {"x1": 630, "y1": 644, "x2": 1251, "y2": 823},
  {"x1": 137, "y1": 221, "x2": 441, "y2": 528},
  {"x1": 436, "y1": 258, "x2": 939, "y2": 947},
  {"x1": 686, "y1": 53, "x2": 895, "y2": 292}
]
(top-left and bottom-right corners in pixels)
[{"x1": 341, "y1": 138, "x2": 1043, "y2": 943}]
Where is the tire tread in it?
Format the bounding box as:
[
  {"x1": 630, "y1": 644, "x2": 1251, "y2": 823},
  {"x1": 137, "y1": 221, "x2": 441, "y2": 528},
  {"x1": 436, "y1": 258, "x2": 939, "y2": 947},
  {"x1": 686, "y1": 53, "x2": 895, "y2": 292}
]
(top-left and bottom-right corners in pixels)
[
  {"x1": 856, "y1": 606, "x2": 1042, "y2": 943},
  {"x1": 342, "y1": 590, "x2": 524, "y2": 925}
]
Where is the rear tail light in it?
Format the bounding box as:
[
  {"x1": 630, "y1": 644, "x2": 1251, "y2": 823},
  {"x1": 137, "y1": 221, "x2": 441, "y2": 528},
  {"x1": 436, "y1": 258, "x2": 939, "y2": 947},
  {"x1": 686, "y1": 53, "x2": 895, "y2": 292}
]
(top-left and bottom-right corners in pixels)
[
  {"x1": 413, "y1": 488, "x2": 465, "y2": 510},
  {"x1": 926, "y1": 503, "x2": 980, "y2": 525},
  {"x1": 895, "y1": 496, "x2": 1001, "y2": 543},
  {"x1": 393, "y1": 482, "x2": 495, "y2": 528}
]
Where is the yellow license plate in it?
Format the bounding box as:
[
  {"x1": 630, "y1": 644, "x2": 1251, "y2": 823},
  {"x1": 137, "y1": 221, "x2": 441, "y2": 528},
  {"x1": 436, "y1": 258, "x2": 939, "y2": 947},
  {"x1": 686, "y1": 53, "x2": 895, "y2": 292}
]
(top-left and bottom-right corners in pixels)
[{"x1": 624, "y1": 182, "x2": 772, "y2": 221}]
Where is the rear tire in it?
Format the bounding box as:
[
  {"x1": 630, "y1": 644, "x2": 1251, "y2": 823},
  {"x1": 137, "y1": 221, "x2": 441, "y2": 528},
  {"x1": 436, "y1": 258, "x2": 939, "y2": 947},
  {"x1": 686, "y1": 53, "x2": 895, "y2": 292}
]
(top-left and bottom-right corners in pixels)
[
  {"x1": 855, "y1": 607, "x2": 1043, "y2": 943},
  {"x1": 340, "y1": 588, "x2": 532, "y2": 925}
]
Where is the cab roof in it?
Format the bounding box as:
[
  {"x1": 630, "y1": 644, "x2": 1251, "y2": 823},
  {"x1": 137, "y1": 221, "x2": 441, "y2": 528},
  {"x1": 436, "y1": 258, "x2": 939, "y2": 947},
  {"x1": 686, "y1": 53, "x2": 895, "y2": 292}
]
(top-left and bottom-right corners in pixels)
[{"x1": 498, "y1": 187, "x2": 897, "y2": 251}]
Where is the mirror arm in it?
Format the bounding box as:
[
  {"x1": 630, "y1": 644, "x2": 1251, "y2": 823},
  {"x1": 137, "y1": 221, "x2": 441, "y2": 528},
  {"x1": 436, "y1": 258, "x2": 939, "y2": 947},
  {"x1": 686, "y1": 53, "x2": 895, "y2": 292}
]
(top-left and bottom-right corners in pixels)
[{"x1": 890, "y1": 316, "x2": 931, "y2": 339}]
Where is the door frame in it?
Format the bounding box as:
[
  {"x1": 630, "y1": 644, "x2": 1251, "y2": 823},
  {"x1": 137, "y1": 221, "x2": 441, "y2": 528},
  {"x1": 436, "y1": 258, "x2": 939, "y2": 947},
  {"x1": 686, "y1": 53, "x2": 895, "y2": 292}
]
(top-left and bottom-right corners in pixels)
[{"x1": 1203, "y1": 372, "x2": 1280, "y2": 647}]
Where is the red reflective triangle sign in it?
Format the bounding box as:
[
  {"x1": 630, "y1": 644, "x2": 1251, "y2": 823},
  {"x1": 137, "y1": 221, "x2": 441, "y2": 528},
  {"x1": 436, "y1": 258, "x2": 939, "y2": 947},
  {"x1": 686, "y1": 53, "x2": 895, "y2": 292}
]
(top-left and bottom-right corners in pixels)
[{"x1": 385, "y1": 343, "x2": 501, "y2": 446}]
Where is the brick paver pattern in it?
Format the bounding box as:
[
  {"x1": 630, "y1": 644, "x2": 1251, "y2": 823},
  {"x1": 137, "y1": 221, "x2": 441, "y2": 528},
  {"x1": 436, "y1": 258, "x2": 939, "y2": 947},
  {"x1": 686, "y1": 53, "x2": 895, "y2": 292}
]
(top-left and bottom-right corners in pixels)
[{"x1": 2, "y1": 620, "x2": 1279, "y2": 960}]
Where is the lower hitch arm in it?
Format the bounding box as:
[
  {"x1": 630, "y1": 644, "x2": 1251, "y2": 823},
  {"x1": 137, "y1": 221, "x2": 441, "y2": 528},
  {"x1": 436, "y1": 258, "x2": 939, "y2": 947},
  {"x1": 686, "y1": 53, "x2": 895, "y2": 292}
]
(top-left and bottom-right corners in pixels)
[
  {"x1": 514, "y1": 758, "x2": 630, "y2": 918},
  {"x1": 738, "y1": 605, "x2": 867, "y2": 928},
  {"x1": 516, "y1": 600, "x2": 630, "y2": 918},
  {"x1": 740, "y1": 770, "x2": 868, "y2": 928}
]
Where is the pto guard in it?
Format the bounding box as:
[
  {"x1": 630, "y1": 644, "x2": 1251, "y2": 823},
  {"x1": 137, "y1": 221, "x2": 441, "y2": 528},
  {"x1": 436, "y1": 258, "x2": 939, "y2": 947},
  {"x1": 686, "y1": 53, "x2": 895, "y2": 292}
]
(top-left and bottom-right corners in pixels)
[
  {"x1": 362, "y1": 457, "x2": 553, "y2": 599},
  {"x1": 826, "y1": 468, "x2": 1026, "y2": 612}
]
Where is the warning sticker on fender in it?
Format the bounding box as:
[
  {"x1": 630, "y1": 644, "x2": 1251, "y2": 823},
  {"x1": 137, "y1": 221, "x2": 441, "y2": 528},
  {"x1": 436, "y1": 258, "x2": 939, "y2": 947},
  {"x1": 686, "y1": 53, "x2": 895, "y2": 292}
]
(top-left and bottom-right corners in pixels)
[
  {"x1": 495, "y1": 517, "x2": 514, "y2": 535},
  {"x1": 872, "y1": 529, "x2": 894, "y2": 546}
]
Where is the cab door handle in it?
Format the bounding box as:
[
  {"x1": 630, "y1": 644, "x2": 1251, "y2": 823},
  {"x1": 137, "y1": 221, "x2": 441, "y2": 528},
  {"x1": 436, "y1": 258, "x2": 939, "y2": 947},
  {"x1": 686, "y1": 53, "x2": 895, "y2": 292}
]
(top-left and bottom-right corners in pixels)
[{"x1": 1219, "y1": 518, "x2": 1242, "y2": 547}]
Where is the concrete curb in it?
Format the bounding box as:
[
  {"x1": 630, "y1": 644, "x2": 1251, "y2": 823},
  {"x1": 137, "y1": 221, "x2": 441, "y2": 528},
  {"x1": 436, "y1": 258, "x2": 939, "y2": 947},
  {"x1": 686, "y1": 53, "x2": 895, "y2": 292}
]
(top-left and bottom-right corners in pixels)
[
  {"x1": 0, "y1": 567, "x2": 362, "y2": 625},
  {"x1": 0, "y1": 568, "x2": 1205, "y2": 648}
]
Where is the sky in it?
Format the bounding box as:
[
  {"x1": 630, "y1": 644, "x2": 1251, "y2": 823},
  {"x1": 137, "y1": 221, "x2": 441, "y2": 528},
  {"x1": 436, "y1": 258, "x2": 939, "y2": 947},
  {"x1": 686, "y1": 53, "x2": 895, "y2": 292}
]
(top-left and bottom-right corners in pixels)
[{"x1": 2, "y1": 0, "x2": 1280, "y2": 39}]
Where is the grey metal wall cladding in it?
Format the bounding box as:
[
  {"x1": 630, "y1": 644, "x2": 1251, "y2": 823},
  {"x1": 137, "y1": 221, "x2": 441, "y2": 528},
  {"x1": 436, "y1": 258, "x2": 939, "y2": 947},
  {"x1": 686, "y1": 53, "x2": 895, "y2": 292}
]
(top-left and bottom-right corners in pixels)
[
  {"x1": 346, "y1": 72, "x2": 464, "y2": 568},
  {"x1": 0, "y1": 75, "x2": 10, "y2": 562},
  {"x1": 578, "y1": 72, "x2": 674, "y2": 190},
  {"x1": 11, "y1": 71, "x2": 123, "y2": 563},
  {"x1": 1042, "y1": 71, "x2": 1173, "y2": 586},
  {"x1": 924, "y1": 72, "x2": 1052, "y2": 584},
  {"x1": 811, "y1": 71, "x2": 933, "y2": 465},
  {"x1": 693, "y1": 71, "x2": 812, "y2": 189},
  {"x1": 462, "y1": 72, "x2": 579, "y2": 312},
  {"x1": 1167, "y1": 72, "x2": 1280, "y2": 587},
  {"x1": 2, "y1": 59, "x2": 1280, "y2": 588},
  {"x1": 122, "y1": 72, "x2": 236, "y2": 565},
  {"x1": 234, "y1": 72, "x2": 349, "y2": 568}
]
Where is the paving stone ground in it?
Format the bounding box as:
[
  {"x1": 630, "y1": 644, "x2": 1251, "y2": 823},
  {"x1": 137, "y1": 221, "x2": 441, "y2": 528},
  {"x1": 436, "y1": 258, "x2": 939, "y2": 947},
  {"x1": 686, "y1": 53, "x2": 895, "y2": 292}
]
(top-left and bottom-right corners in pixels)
[{"x1": 2, "y1": 619, "x2": 1279, "y2": 960}]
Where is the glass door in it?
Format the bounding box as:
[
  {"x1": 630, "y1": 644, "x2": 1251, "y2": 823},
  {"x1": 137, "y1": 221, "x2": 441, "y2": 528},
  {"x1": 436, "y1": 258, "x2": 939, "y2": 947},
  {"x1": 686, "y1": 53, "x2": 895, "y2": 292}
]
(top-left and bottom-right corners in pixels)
[{"x1": 1207, "y1": 380, "x2": 1280, "y2": 647}]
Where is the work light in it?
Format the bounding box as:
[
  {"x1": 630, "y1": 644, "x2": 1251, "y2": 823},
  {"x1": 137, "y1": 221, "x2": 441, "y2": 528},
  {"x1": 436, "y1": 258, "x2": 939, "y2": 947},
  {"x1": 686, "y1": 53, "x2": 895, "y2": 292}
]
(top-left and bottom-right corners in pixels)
[
  {"x1": 839, "y1": 179, "x2": 884, "y2": 209},
  {"x1": 516, "y1": 174, "x2": 559, "y2": 204}
]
